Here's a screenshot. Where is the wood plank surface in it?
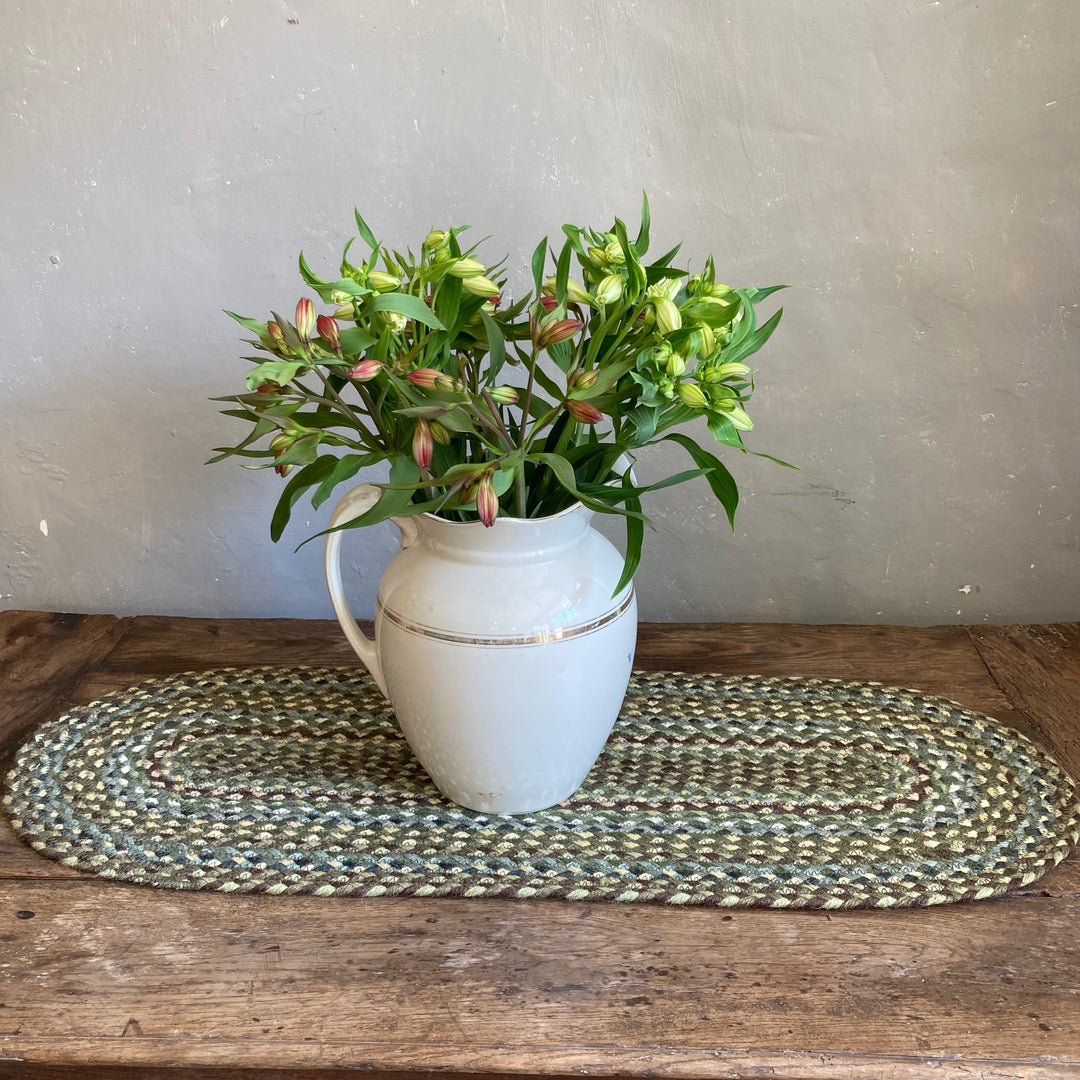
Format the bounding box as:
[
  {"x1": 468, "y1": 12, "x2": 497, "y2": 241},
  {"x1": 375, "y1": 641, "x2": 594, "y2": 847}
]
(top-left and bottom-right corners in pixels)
[
  {"x1": 1, "y1": 612, "x2": 1079, "y2": 1079},
  {"x1": 1, "y1": 881, "x2": 1078, "y2": 1077},
  {"x1": 970, "y1": 624, "x2": 1080, "y2": 780}
]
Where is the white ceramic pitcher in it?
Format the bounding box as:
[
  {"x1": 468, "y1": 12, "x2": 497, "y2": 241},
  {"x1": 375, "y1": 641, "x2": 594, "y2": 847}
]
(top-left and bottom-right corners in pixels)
[{"x1": 324, "y1": 485, "x2": 637, "y2": 814}]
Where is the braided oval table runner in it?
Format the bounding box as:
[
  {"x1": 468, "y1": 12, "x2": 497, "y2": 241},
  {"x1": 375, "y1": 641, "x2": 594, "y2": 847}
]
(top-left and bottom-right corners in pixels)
[{"x1": 5, "y1": 667, "x2": 1078, "y2": 908}]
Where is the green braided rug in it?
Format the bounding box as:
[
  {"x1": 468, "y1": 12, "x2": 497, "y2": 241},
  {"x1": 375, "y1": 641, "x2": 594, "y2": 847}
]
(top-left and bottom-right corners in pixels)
[{"x1": 5, "y1": 667, "x2": 1078, "y2": 908}]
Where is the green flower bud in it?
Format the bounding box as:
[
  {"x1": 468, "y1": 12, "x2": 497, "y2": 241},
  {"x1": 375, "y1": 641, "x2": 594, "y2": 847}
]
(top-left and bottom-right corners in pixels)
[
  {"x1": 677, "y1": 382, "x2": 708, "y2": 409},
  {"x1": 593, "y1": 274, "x2": 624, "y2": 305},
  {"x1": 367, "y1": 271, "x2": 401, "y2": 292},
  {"x1": 461, "y1": 274, "x2": 501, "y2": 298},
  {"x1": 603, "y1": 240, "x2": 625, "y2": 265},
  {"x1": 665, "y1": 352, "x2": 686, "y2": 378},
  {"x1": 423, "y1": 229, "x2": 450, "y2": 251},
  {"x1": 695, "y1": 324, "x2": 716, "y2": 359},
  {"x1": 647, "y1": 276, "x2": 683, "y2": 302},
  {"x1": 543, "y1": 276, "x2": 592, "y2": 306},
  {"x1": 487, "y1": 385, "x2": 519, "y2": 405},
  {"x1": 568, "y1": 368, "x2": 599, "y2": 391},
  {"x1": 587, "y1": 245, "x2": 610, "y2": 268},
  {"x1": 715, "y1": 362, "x2": 752, "y2": 378},
  {"x1": 653, "y1": 297, "x2": 682, "y2": 335},
  {"x1": 333, "y1": 303, "x2": 356, "y2": 320},
  {"x1": 721, "y1": 404, "x2": 754, "y2": 430},
  {"x1": 447, "y1": 257, "x2": 486, "y2": 279}
]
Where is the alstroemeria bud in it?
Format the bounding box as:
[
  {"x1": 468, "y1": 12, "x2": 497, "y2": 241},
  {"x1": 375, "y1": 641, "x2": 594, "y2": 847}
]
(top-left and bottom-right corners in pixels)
[
  {"x1": 429, "y1": 420, "x2": 451, "y2": 445},
  {"x1": 593, "y1": 274, "x2": 624, "y2": 305},
  {"x1": 447, "y1": 257, "x2": 486, "y2": 279},
  {"x1": 316, "y1": 314, "x2": 341, "y2": 354},
  {"x1": 603, "y1": 240, "x2": 625, "y2": 265},
  {"x1": 367, "y1": 271, "x2": 401, "y2": 292},
  {"x1": 256, "y1": 379, "x2": 282, "y2": 395},
  {"x1": 717, "y1": 402, "x2": 754, "y2": 430},
  {"x1": 653, "y1": 297, "x2": 682, "y2": 335},
  {"x1": 536, "y1": 318, "x2": 583, "y2": 350},
  {"x1": 695, "y1": 324, "x2": 716, "y2": 359},
  {"x1": 295, "y1": 298, "x2": 316, "y2": 343},
  {"x1": 407, "y1": 368, "x2": 443, "y2": 390},
  {"x1": 565, "y1": 398, "x2": 603, "y2": 424},
  {"x1": 461, "y1": 275, "x2": 501, "y2": 298},
  {"x1": 347, "y1": 358, "x2": 382, "y2": 381},
  {"x1": 333, "y1": 303, "x2": 356, "y2": 320},
  {"x1": 715, "y1": 362, "x2": 752, "y2": 378},
  {"x1": 476, "y1": 471, "x2": 499, "y2": 528},
  {"x1": 412, "y1": 418, "x2": 434, "y2": 470},
  {"x1": 543, "y1": 276, "x2": 592, "y2": 306},
  {"x1": 487, "y1": 385, "x2": 519, "y2": 405},
  {"x1": 568, "y1": 368, "x2": 598, "y2": 391},
  {"x1": 266, "y1": 321, "x2": 286, "y2": 351},
  {"x1": 665, "y1": 352, "x2": 686, "y2": 378},
  {"x1": 538, "y1": 295, "x2": 559, "y2": 313},
  {"x1": 677, "y1": 382, "x2": 708, "y2": 409},
  {"x1": 435, "y1": 374, "x2": 463, "y2": 392},
  {"x1": 270, "y1": 431, "x2": 294, "y2": 477},
  {"x1": 423, "y1": 229, "x2": 450, "y2": 251},
  {"x1": 585, "y1": 246, "x2": 609, "y2": 270}
]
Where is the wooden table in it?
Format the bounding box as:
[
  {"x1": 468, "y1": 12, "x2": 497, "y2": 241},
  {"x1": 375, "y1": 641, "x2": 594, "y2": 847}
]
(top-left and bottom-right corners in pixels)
[{"x1": 2, "y1": 610, "x2": 1079, "y2": 1080}]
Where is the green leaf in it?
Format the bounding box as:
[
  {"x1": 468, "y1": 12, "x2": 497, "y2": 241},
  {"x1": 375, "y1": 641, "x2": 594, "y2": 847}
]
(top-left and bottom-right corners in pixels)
[
  {"x1": 634, "y1": 191, "x2": 651, "y2": 257},
  {"x1": 661, "y1": 432, "x2": 739, "y2": 529},
  {"x1": 298, "y1": 251, "x2": 329, "y2": 288},
  {"x1": 554, "y1": 236, "x2": 572, "y2": 307},
  {"x1": 369, "y1": 292, "x2": 446, "y2": 331},
  {"x1": 296, "y1": 456, "x2": 421, "y2": 550},
  {"x1": 435, "y1": 272, "x2": 462, "y2": 332},
  {"x1": 337, "y1": 327, "x2": 378, "y2": 354},
  {"x1": 270, "y1": 455, "x2": 338, "y2": 542},
  {"x1": 354, "y1": 207, "x2": 379, "y2": 250},
  {"x1": 311, "y1": 453, "x2": 376, "y2": 510},
  {"x1": 625, "y1": 405, "x2": 659, "y2": 444},
  {"x1": 612, "y1": 217, "x2": 646, "y2": 296},
  {"x1": 224, "y1": 311, "x2": 268, "y2": 336},
  {"x1": 748, "y1": 284, "x2": 790, "y2": 303},
  {"x1": 528, "y1": 453, "x2": 650, "y2": 522},
  {"x1": 649, "y1": 242, "x2": 683, "y2": 270},
  {"x1": 479, "y1": 309, "x2": 506, "y2": 384},
  {"x1": 613, "y1": 472, "x2": 643, "y2": 596},
  {"x1": 721, "y1": 306, "x2": 784, "y2": 365},
  {"x1": 531, "y1": 235, "x2": 548, "y2": 299},
  {"x1": 245, "y1": 361, "x2": 307, "y2": 391}
]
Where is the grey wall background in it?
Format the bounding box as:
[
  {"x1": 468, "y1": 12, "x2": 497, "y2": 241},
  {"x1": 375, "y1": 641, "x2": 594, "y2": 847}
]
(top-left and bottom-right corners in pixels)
[{"x1": 2, "y1": 0, "x2": 1078, "y2": 625}]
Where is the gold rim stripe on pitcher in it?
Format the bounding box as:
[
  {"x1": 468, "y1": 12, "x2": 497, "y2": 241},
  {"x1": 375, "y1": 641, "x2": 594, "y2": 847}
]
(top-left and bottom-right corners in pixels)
[{"x1": 374, "y1": 589, "x2": 635, "y2": 647}]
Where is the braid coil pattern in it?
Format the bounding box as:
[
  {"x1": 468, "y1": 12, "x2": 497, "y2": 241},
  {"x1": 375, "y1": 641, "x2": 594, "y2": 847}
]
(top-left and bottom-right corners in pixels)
[{"x1": 5, "y1": 667, "x2": 1078, "y2": 908}]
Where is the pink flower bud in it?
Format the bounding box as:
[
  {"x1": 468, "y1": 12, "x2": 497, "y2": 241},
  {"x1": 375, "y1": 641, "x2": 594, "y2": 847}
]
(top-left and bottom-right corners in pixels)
[
  {"x1": 266, "y1": 321, "x2": 286, "y2": 351},
  {"x1": 412, "y1": 418, "x2": 434, "y2": 470},
  {"x1": 565, "y1": 398, "x2": 603, "y2": 425},
  {"x1": 476, "y1": 471, "x2": 499, "y2": 528},
  {"x1": 539, "y1": 295, "x2": 559, "y2": 313},
  {"x1": 295, "y1": 298, "x2": 316, "y2": 342},
  {"x1": 346, "y1": 358, "x2": 382, "y2": 381},
  {"x1": 536, "y1": 319, "x2": 583, "y2": 350},
  {"x1": 315, "y1": 314, "x2": 341, "y2": 354},
  {"x1": 407, "y1": 368, "x2": 444, "y2": 390},
  {"x1": 256, "y1": 380, "x2": 282, "y2": 395}
]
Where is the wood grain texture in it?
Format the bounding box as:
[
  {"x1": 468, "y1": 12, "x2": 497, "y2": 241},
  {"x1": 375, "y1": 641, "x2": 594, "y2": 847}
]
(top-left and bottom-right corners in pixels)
[
  {"x1": 1, "y1": 612, "x2": 1079, "y2": 1078},
  {"x1": 970, "y1": 624, "x2": 1080, "y2": 781},
  {"x1": 1, "y1": 881, "x2": 1078, "y2": 1076}
]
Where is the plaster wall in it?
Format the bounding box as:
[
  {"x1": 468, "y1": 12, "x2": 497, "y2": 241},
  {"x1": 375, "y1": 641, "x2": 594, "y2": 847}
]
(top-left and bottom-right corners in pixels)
[{"x1": 2, "y1": 0, "x2": 1078, "y2": 623}]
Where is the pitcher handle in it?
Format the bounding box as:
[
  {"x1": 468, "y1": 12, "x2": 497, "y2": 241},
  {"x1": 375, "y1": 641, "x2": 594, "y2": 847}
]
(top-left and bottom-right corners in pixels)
[{"x1": 324, "y1": 483, "x2": 417, "y2": 699}]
